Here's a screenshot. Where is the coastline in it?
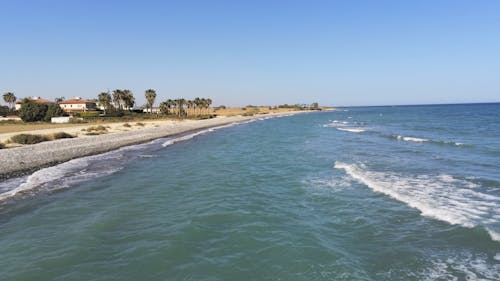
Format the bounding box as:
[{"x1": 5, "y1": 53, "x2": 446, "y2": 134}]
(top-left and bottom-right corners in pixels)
[{"x1": 0, "y1": 111, "x2": 307, "y2": 180}]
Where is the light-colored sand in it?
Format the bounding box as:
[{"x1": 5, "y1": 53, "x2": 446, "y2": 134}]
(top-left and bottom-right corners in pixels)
[
  {"x1": 0, "y1": 120, "x2": 177, "y2": 144},
  {"x1": 0, "y1": 112, "x2": 307, "y2": 179}
]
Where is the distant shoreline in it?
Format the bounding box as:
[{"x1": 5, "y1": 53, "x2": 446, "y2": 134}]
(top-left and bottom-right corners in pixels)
[
  {"x1": 334, "y1": 102, "x2": 500, "y2": 108},
  {"x1": 0, "y1": 111, "x2": 310, "y2": 180}
]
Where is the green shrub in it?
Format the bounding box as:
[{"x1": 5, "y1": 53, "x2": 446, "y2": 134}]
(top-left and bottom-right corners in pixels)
[
  {"x1": 0, "y1": 105, "x2": 16, "y2": 117},
  {"x1": 104, "y1": 108, "x2": 124, "y2": 117},
  {"x1": 44, "y1": 104, "x2": 66, "y2": 121},
  {"x1": 77, "y1": 111, "x2": 100, "y2": 118},
  {"x1": 123, "y1": 123, "x2": 131, "y2": 127},
  {"x1": 18, "y1": 99, "x2": 48, "y2": 122},
  {"x1": 52, "y1": 132, "x2": 74, "y2": 139},
  {"x1": 135, "y1": 122, "x2": 145, "y2": 126},
  {"x1": 11, "y1": 134, "x2": 50, "y2": 144},
  {"x1": 0, "y1": 143, "x2": 5, "y2": 149}
]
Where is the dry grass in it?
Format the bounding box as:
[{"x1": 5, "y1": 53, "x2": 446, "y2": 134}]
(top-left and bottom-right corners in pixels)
[{"x1": 0, "y1": 123, "x2": 84, "y2": 134}]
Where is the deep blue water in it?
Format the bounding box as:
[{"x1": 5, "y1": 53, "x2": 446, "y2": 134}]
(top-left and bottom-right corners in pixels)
[{"x1": 0, "y1": 104, "x2": 499, "y2": 280}]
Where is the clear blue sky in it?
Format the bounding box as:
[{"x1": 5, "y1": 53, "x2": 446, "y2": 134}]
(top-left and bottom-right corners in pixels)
[{"x1": 1, "y1": 0, "x2": 499, "y2": 106}]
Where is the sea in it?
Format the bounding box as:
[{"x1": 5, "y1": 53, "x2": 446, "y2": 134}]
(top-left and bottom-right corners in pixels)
[{"x1": 0, "y1": 103, "x2": 499, "y2": 280}]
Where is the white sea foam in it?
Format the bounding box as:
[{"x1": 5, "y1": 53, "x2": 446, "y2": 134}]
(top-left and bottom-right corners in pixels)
[
  {"x1": 423, "y1": 253, "x2": 500, "y2": 281},
  {"x1": 392, "y1": 135, "x2": 466, "y2": 146},
  {"x1": 0, "y1": 139, "x2": 164, "y2": 201},
  {"x1": 323, "y1": 120, "x2": 349, "y2": 128},
  {"x1": 334, "y1": 162, "x2": 500, "y2": 241},
  {"x1": 323, "y1": 120, "x2": 366, "y2": 132},
  {"x1": 396, "y1": 135, "x2": 429, "y2": 142},
  {"x1": 337, "y1": 128, "x2": 366, "y2": 133},
  {"x1": 0, "y1": 152, "x2": 125, "y2": 201}
]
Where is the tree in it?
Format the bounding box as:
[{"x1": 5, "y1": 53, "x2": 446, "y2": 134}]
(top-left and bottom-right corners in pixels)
[
  {"x1": 145, "y1": 89, "x2": 157, "y2": 114},
  {"x1": 177, "y1": 98, "x2": 186, "y2": 117},
  {"x1": 18, "y1": 99, "x2": 48, "y2": 122},
  {"x1": 194, "y1": 97, "x2": 201, "y2": 115},
  {"x1": 206, "y1": 98, "x2": 212, "y2": 114},
  {"x1": 159, "y1": 101, "x2": 170, "y2": 115},
  {"x1": 3, "y1": 92, "x2": 16, "y2": 109},
  {"x1": 44, "y1": 103, "x2": 65, "y2": 122},
  {"x1": 112, "y1": 89, "x2": 124, "y2": 110},
  {"x1": 98, "y1": 92, "x2": 112, "y2": 115},
  {"x1": 122, "y1": 90, "x2": 135, "y2": 110},
  {"x1": 55, "y1": 97, "x2": 65, "y2": 103},
  {"x1": 167, "y1": 99, "x2": 174, "y2": 114},
  {"x1": 0, "y1": 105, "x2": 9, "y2": 117}
]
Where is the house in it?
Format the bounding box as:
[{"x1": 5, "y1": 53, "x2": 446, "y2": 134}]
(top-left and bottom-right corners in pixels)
[
  {"x1": 59, "y1": 97, "x2": 97, "y2": 113},
  {"x1": 15, "y1": 96, "x2": 54, "y2": 110},
  {"x1": 142, "y1": 107, "x2": 161, "y2": 114}
]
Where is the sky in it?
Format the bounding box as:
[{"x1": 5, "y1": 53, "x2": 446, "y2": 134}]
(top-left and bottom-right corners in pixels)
[{"x1": 1, "y1": 0, "x2": 499, "y2": 107}]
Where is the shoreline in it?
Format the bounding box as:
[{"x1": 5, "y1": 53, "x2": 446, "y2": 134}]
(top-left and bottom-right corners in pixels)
[{"x1": 0, "y1": 111, "x2": 308, "y2": 180}]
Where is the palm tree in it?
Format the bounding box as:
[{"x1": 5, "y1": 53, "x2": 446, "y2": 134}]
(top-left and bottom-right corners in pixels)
[
  {"x1": 98, "y1": 92, "x2": 112, "y2": 115},
  {"x1": 167, "y1": 99, "x2": 174, "y2": 115},
  {"x1": 186, "y1": 100, "x2": 193, "y2": 116},
  {"x1": 159, "y1": 101, "x2": 170, "y2": 115},
  {"x1": 145, "y1": 89, "x2": 157, "y2": 114},
  {"x1": 3, "y1": 92, "x2": 16, "y2": 109},
  {"x1": 206, "y1": 98, "x2": 212, "y2": 115},
  {"x1": 194, "y1": 97, "x2": 201, "y2": 115},
  {"x1": 177, "y1": 98, "x2": 186, "y2": 117},
  {"x1": 200, "y1": 98, "x2": 207, "y2": 115},
  {"x1": 122, "y1": 90, "x2": 135, "y2": 110},
  {"x1": 112, "y1": 89, "x2": 124, "y2": 110}
]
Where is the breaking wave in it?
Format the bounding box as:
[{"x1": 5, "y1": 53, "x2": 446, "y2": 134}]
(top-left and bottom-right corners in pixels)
[
  {"x1": 323, "y1": 120, "x2": 366, "y2": 133},
  {"x1": 334, "y1": 162, "x2": 500, "y2": 242},
  {"x1": 391, "y1": 135, "x2": 465, "y2": 146},
  {"x1": 336, "y1": 128, "x2": 366, "y2": 133}
]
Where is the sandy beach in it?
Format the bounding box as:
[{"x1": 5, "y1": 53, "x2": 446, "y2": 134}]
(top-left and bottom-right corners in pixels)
[{"x1": 0, "y1": 112, "x2": 304, "y2": 179}]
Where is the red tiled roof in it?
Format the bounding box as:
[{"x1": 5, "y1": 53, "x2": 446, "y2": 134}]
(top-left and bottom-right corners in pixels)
[
  {"x1": 16, "y1": 98, "x2": 54, "y2": 104},
  {"x1": 59, "y1": 99, "x2": 91, "y2": 104}
]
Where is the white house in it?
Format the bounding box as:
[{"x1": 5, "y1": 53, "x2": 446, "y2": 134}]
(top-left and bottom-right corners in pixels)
[
  {"x1": 142, "y1": 107, "x2": 161, "y2": 114},
  {"x1": 59, "y1": 97, "x2": 97, "y2": 113}
]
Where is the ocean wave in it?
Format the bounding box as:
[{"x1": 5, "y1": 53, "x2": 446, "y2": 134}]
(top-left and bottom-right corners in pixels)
[
  {"x1": 390, "y1": 134, "x2": 466, "y2": 146},
  {"x1": 323, "y1": 120, "x2": 349, "y2": 127},
  {"x1": 0, "y1": 152, "x2": 125, "y2": 201},
  {"x1": 334, "y1": 162, "x2": 500, "y2": 242},
  {"x1": 0, "y1": 140, "x2": 162, "y2": 202},
  {"x1": 323, "y1": 121, "x2": 366, "y2": 133},
  {"x1": 395, "y1": 135, "x2": 429, "y2": 142},
  {"x1": 337, "y1": 128, "x2": 366, "y2": 133},
  {"x1": 422, "y1": 252, "x2": 500, "y2": 281}
]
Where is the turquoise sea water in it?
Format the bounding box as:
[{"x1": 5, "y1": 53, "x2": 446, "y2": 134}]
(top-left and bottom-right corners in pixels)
[{"x1": 1, "y1": 104, "x2": 499, "y2": 280}]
